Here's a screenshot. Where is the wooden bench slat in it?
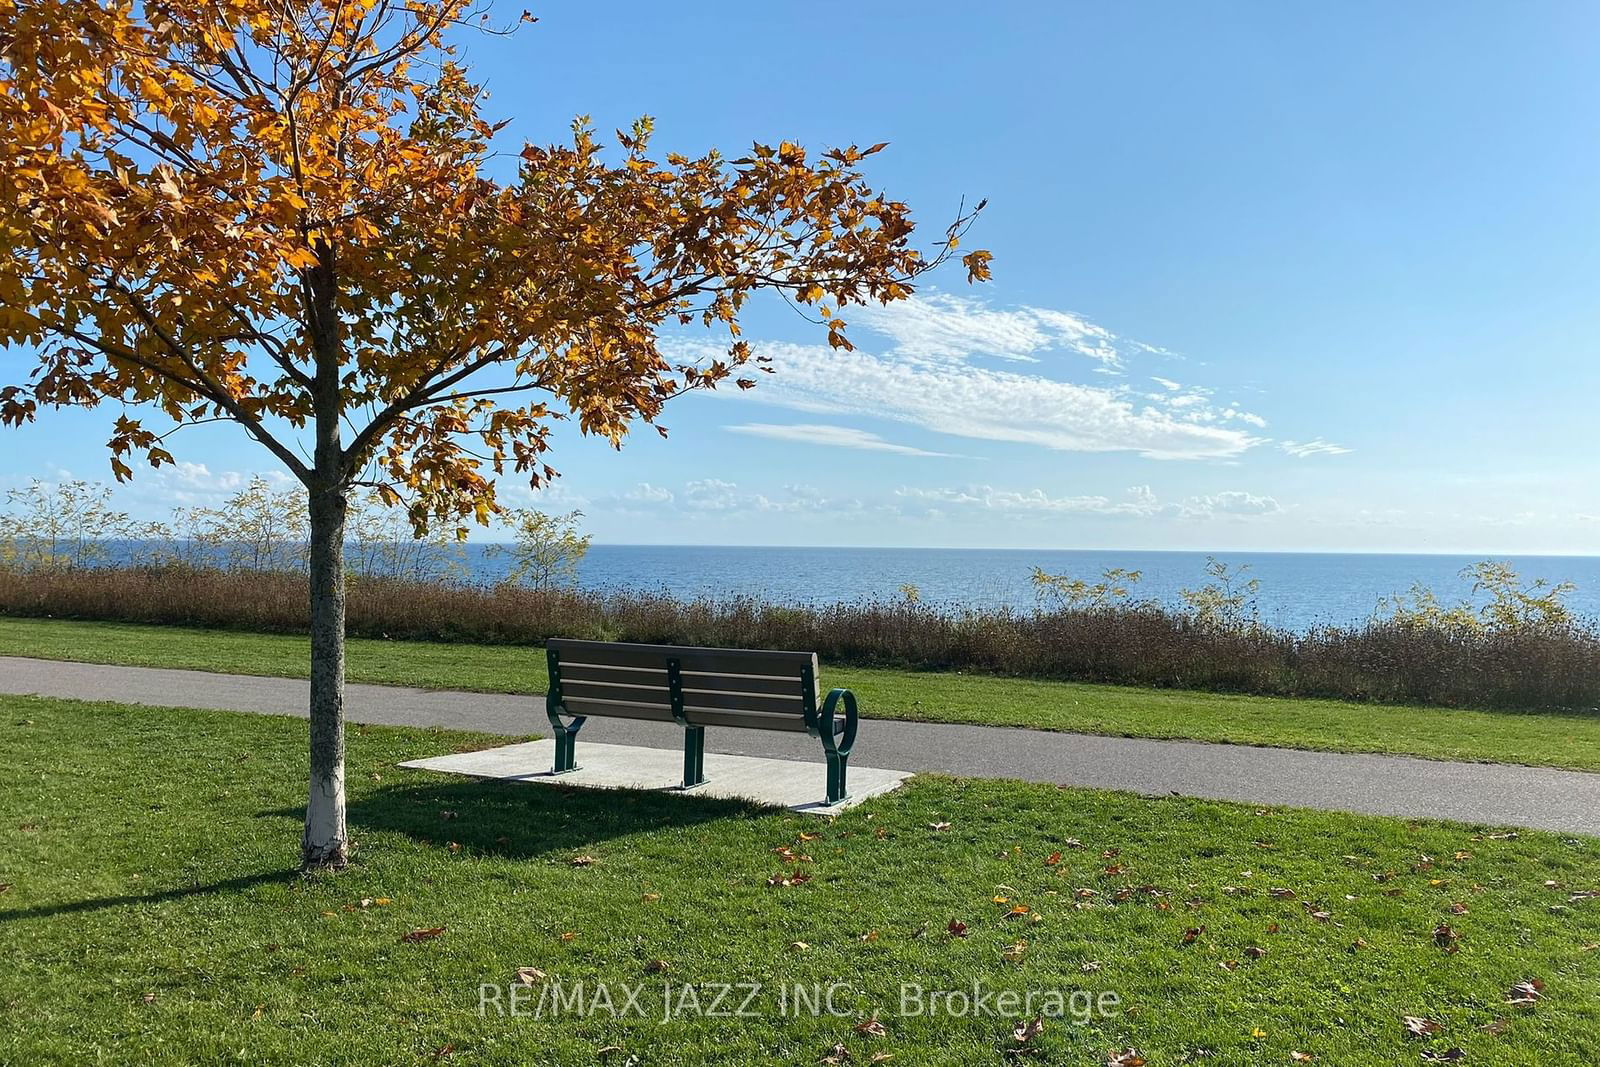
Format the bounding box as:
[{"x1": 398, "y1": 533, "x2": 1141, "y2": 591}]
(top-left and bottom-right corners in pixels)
[
  {"x1": 550, "y1": 638, "x2": 817, "y2": 678},
  {"x1": 562, "y1": 679, "x2": 806, "y2": 718},
  {"x1": 677, "y1": 688, "x2": 805, "y2": 716},
  {"x1": 561, "y1": 678, "x2": 671, "y2": 702},
  {"x1": 682, "y1": 707, "x2": 815, "y2": 732},
  {"x1": 677, "y1": 671, "x2": 808, "y2": 697},
  {"x1": 560, "y1": 662, "x2": 668, "y2": 684},
  {"x1": 561, "y1": 696, "x2": 677, "y2": 722}
]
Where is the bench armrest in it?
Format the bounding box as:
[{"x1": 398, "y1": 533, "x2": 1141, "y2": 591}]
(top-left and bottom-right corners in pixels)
[{"x1": 814, "y1": 687, "x2": 858, "y2": 756}]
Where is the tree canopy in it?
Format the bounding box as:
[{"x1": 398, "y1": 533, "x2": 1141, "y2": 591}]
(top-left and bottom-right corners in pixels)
[{"x1": 0, "y1": 0, "x2": 988, "y2": 527}]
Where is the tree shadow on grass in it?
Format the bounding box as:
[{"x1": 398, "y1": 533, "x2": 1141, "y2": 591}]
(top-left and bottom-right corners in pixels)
[
  {"x1": 0, "y1": 868, "x2": 298, "y2": 923},
  {"x1": 274, "y1": 779, "x2": 774, "y2": 862}
]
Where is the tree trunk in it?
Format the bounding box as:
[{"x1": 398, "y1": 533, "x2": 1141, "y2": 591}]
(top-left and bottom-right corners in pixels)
[
  {"x1": 302, "y1": 484, "x2": 349, "y2": 868},
  {"x1": 302, "y1": 242, "x2": 349, "y2": 870}
]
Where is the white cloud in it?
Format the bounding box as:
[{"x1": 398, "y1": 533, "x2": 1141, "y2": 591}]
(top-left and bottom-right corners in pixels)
[
  {"x1": 726, "y1": 422, "x2": 952, "y2": 457},
  {"x1": 891, "y1": 483, "x2": 1280, "y2": 521},
  {"x1": 680, "y1": 479, "x2": 831, "y2": 515},
  {"x1": 673, "y1": 293, "x2": 1281, "y2": 461},
  {"x1": 1280, "y1": 438, "x2": 1353, "y2": 458},
  {"x1": 851, "y1": 293, "x2": 1122, "y2": 366},
  {"x1": 894, "y1": 484, "x2": 1165, "y2": 517},
  {"x1": 718, "y1": 340, "x2": 1265, "y2": 460},
  {"x1": 1179, "y1": 490, "x2": 1282, "y2": 518}
]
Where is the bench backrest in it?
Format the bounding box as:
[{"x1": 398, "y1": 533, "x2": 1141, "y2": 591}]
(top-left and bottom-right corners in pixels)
[{"x1": 547, "y1": 638, "x2": 819, "y2": 732}]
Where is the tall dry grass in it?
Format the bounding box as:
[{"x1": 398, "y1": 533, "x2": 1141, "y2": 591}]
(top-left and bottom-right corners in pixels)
[{"x1": 3, "y1": 564, "x2": 1598, "y2": 713}]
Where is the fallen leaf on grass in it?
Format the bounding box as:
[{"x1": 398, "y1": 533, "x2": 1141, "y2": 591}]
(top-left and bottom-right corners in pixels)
[
  {"x1": 1504, "y1": 979, "x2": 1545, "y2": 1007},
  {"x1": 1106, "y1": 1050, "x2": 1145, "y2": 1067},
  {"x1": 559, "y1": 931, "x2": 577, "y2": 942},
  {"x1": 1433, "y1": 922, "x2": 1460, "y2": 952},
  {"x1": 1001, "y1": 940, "x2": 1027, "y2": 963},
  {"x1": 947, "y1": 919, "x2": 970, "y2": 937},
  {"x1": 820, "y1": 1043, "x2": 852, "y2": 1064},
  {"x1": 1402, "y1": 1016, "x2": 1443, "y2": 1038},
  {"x1": 642, "y1": 892, "x2": 660, "y2": 903},
  {"x1": 570, "y1": 854, "x2": 599, "y2": 867},
  {"x1": 1269, "y1": 887, "x2": 1296, "y2": 899},
  {"x1": 1044, "y1": 851, "x2": 1063, "y2": 867},
  {"x1": 1449, "y1": 901, "x2": 1469, "y2": 914},
  {"x1": 1291, "y1": 1054, "x2": 1314, "y2": 1062},
  {"x1": 869, "y1": 1054, "x2": 895, "y2": 1064},
  {"x1": 1245, "y1": 946, "x2": 1268, "y2": 959},
  {"x1": 1420, "y1": 1051, "x2": 1465, "y2": 1062},
  {"x1": 768, "y1": 871, "x2": 812, "y2": 888},
  {"x1": 1480, "y1": 1018, "x2": 1509, "y2": 1035},
  {"x1": 1180, "y1": 925, "x2": 1206, "y2": 945},
  {"x1": 141, "y1": 991, "x2": 156, "y2": 1005},
  {"x1": 1012, "y1": 1016, "x2": 1044, "y2": 1043},
  {"x1": 644, "y1": 959, "x2": 669, "y2": 974},
  {"x1": 790, "y1": 941, "x2": 810, "y2": 951},
  {"x1": 514, "y1": 967, "x2": 546, "y2": 985},
  {"x1": 1080, "y1": 960, "x2": 1102, "y2": 973},
  {"x1": 854, "y1": 1017, "x2": 887, "y2": 1037},
  {"x1": 927, "y1": 822, "x2": 952, "y2": 832},
  {"x1": 402, "y1": 926, "x2": 446, "y2": 943}
]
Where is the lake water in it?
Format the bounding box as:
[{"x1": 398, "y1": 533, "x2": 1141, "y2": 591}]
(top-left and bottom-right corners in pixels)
[
  {"x1": 566, "y1": 546, "x2": 1600, "y2": 632},
  {"x1": 92, "y1": 541, "x2": 1600, "y2": 632}
]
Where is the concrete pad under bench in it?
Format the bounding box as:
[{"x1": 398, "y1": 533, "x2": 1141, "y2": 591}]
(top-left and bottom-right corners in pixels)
[{"x1": 399, "y1": 740, "x2": 913, "y2": 815}]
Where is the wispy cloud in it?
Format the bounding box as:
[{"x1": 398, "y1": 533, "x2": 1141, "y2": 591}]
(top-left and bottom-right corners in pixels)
[
  {"x1": 672, "y1": 293, "x2": 1276, "y2": 461},
  {"x1": 894, "y1": 483, "x2": 1281, "y2": 520},
  {"x1": 1280, "y1": 438, "x2": 1354, "y2": 458},
  {"x1": 589, "y1": 475, "x2": 1285, "y2": 525},
  {"x1": 894, "y1": 484, "x2": 1164, "y2": 517},
  {"x1": 1177, "y1": 490, "x2": 1282, "y2": 518},
  {"x1": 726, "y1": 422, "x2": 953, "y2": 457},
  {"x1": 850, "y1": 293, "x2": 1127, "y2": 367}
]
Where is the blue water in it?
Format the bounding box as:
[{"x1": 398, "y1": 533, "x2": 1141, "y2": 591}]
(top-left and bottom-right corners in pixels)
[
  {"x1": 568, "y1": 546, "x2": 1600, "y2": 632},
  {"x1": 93, "y1": 541, "x2": 1600, "y2": 632}
]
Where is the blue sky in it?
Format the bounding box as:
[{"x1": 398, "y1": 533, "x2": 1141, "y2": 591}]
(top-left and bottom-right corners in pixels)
[{"x1": 5, "y1": 1, "x2": 1600, "y2": 552}]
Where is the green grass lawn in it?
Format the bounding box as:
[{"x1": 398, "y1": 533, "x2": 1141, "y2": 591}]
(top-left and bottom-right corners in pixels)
[
  {"x1": 6, "y1": 615, "x2": 1600, "y2": 772},
  {"x1": 2, "y1": 694, "x2": 1599, "y2": 1065}
]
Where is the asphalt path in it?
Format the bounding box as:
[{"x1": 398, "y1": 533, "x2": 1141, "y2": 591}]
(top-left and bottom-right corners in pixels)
[{"x1": 5, "y1": 654, "x2": 1598, "y2": 835}]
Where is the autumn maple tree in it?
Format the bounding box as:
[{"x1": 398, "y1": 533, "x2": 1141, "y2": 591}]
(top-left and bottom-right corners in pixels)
[{"x1": 0, "y1": 1, "x2": 988, "y2": 868}]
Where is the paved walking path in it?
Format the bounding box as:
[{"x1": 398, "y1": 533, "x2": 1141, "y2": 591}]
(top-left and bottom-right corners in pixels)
[{"x1": 5, "y1": 654, "x2": 1600, "y2": 835}]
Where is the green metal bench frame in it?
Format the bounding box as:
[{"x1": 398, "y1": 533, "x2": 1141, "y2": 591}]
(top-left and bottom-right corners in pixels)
[{"x1": 544, "y1": 641, "x2": 858, "y2": 805}]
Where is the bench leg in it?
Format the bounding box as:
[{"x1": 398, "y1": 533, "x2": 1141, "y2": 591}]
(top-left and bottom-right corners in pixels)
[
  {"x1": 553, "y1": 730, "x2": 579, "y2": 774},
  {"x1": 815, "y1": 687, "x2": 858, "y2": 806},
  {"x1": 547, "y1": 711, "x2": 585, "y2": 775},
  {"x1": 825, "y1": 750, "x2": 849, "y2": 805},
  {"x1": 681, "y1": 725, "x2": 707, "y2": 789}
]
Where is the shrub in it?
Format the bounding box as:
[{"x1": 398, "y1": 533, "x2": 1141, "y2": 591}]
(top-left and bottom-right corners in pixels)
[{"x1": 2, "y1": 564, "x2": 1597, "y2": 713}]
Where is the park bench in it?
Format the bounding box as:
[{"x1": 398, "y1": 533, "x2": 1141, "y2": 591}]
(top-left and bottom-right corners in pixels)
[{"x1": 544, "y1": 638, "x2": 860, "y2": 804}]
